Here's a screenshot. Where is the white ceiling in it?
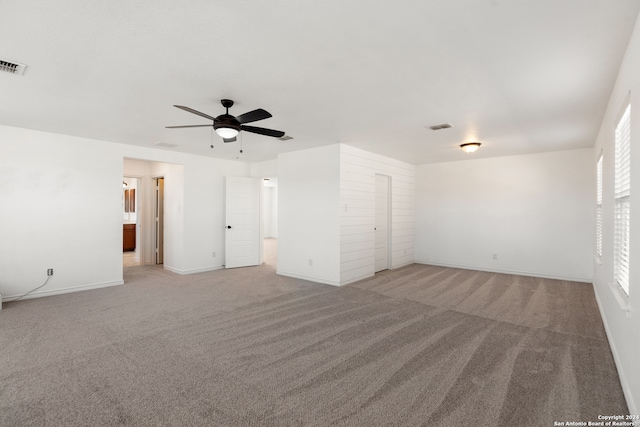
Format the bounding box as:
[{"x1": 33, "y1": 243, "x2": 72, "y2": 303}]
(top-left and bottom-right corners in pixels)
[{"x1": 1, "y1": 0, "x2": 639, "y2": 164}]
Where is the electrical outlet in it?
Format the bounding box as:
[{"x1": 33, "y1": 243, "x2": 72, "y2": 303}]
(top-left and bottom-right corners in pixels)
[
  {"x1": 47, "y1": 268, "x2": 54, "y2": 276},
  {"x1": 212, "y1": 251, "x2": 216, "y2": 258},
  {"x1": 309, "y1": 259, "x2": 313, "y2": 266},
  {"x1": 492, "y1": 254, "x2": 498, "y2": 260}
]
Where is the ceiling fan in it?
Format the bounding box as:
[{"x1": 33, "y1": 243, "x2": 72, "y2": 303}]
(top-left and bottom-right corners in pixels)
[{"x1": 166, "y1": 99, "x2": 285, "y2": 143}]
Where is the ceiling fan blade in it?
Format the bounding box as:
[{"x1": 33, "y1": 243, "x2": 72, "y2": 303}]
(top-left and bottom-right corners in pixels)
[
  {"x1": 241, "y1": 125, "x2": 285, "y2": 138},
  {"x1": 174, "y1": 105, "x2": 217, "y2": 121},
  {"x1": 235, "y1": 108, "x2": 272, "y2": 124},
  {"x1": 165, "y1": 124, "x2": 212, "y2": 128},
  {"x1": 223, "y1": 137, "x2": 237, "y2": 143}
]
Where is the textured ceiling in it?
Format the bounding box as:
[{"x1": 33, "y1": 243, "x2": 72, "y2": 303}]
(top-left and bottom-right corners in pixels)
[{"x1": 1, "y1": 0, "x2": 638, "y2": 164}]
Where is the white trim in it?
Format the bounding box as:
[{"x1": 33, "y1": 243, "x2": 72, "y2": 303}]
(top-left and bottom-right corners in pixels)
[
  {"x1": 2, "y1": 280, "x2": 124, "y2": 301},
  {"x1": 596, "y1": 152, "x2": 603, "y2": 261},
  {"x1": 163, "y1": 265, "x2": 223, "y2": 275},
  {"x1": 276, "y1": 270, "x2": 341, "y2": 287},
  {"x1": 593, "y1": 284, "x2": 637, "y2": 415},
  {"x1": 608, "y1": 280, "x2": 631, "y2": 312},
  {"x1": 414, "y1": 260, "x2": 592, "y2": 283},
  {"x1": 613, "y1": 99, "x2": 631, "y2": 295},
  {"x1": 391, "y1": 260, "x2": 414, "y2": 270},
  {"x1": 280, "y1": 262, "x2": 428, "y2": 287},
  {"x1": 341, "y1": 273, "x2": 375, "y2": 286}
]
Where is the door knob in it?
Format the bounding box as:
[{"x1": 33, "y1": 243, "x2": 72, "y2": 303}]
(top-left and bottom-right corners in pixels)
[{"x1": 227, "y1": 226, "x2": 232, "y2": 229}]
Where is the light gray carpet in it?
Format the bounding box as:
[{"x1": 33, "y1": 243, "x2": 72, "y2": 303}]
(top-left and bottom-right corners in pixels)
[{"x1": 0, "y1": 246, "x2": 627, "y2": 426}]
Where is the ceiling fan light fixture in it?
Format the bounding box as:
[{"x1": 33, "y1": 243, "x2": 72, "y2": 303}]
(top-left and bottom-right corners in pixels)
[
  {"x1": 460, "y1": 142, "x2": 481, "y2": 153},
  {"x1": 214, "y1": 126, "x2": 239, "y2": 139}
]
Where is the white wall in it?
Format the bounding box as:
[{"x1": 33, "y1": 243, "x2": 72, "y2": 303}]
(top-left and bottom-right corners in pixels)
[
  {"x1": 250, "y1": 159, "x2": 278, "y2": 178},
  {"x1": 277, "y1": 144, "x2": 415, "y2": 286},
  {"x1": 592, "y1": 8, "x2": 640, "y2": 415},
  {"x1": 0, "y1": 125, "x2": 247, "y2": 300},
  {"x1": 277, "y1": 145, "x2": 341, "y2": 285},
  {"x1": 415, "y1": 148, "x2": 594, "y2": 282},
  {"x1": 150, "y1": 161, "x2": 185, "y2": 272},
  {"x1": 0, "y1": 126, "x2": 125, "y2": 298},
  {"x1": 340, "y1": 145, "x2": 416, "y2": 284},
  {"x1": 180, "y1": 156, "x2": 249, "y2": 274}
]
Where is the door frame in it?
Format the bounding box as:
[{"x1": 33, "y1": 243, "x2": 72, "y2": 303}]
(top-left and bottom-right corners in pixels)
[
  {"x1": 123, "y1": 175, "x2": 144, "y2": 266},
  {"x1": 154, "y1": 176, "x2": 165, "y2": 265}
]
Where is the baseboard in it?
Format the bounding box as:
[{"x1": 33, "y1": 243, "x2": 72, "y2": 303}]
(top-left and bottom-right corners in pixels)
[
  {"x1": 339, "y1": 262, "x2": 415, "y2": 286},
  {"x1": 340, "y1": 273, "x2": 374, "y2": 286},
  {"x1": 593, "y1": 283, "x2": 637, "y2": 415},
  {"x1": 414, "y1": 260, "x2": 592, "y2": 283},
  {"x1": 391, "y1": 261, "x2": 414, "y2": 270},
  {"x1": 276, "y1": 270, "x2": 340, "y2": 287},
  {"x1": 2, "y1": 280, "x2": 124, "y2": 302},
  {"x1": 163, "y1": 265, "x2": 224, "y2": 275}
]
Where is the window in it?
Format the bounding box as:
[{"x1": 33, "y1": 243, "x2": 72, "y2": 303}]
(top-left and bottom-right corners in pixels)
[
  {"x1": 596, "y1": 154, "x2": 603, "y2": 259},
  {"x1": 614, "y1": 103, "x2": 631, "y2": 295}
]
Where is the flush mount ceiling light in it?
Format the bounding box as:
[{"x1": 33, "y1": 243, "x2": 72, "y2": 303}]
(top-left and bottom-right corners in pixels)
[{"x1": 460, "y1": 142, "x2": 481, "y2": 153}]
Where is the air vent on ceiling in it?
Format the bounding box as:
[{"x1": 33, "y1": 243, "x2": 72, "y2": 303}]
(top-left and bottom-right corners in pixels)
[
  {"x1": 428, "y1": 123, "x2": 453, "y2": 131},
  {"x1": 277, "y1": 135, "x2": 293, "y2": 141},
  {"x1": 154, "y1": 142, "x2": 178, "y2": 148},
  {"x1": 0, "y1": 59, "x2": 27, "y2": 76}
]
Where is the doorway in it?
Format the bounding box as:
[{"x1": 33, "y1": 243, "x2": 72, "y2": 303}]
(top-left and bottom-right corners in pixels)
[
  {"x1": 123, "y1": 158, "x2": 178, "y2": 275},
  {"x1": 262, "y1": 177, "x2": 278, "y2": 267},
  {"x1": 375, "y1": 174, "x2": 391, "y2": 273},
  {"x1": 155, "y1": 177, "x2": 164, "y2": 265},
  {"x1": 123, "y1": 177, "x2": 141, "y2": 267}
]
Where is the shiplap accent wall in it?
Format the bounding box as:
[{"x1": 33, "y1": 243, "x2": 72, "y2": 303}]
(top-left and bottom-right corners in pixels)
[{"x1": 340, "y1": 145, "x2": 416, "y2": 284}]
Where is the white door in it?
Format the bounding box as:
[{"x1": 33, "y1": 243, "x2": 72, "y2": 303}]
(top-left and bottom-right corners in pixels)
[
  {"x1": 225, "y1": 177, "x2": 260, "y2": 268},
  {"x1": 155, "y1": 177, "x2": 164, "y2": 265},
  {"x1": 375, "y1": 174, "x2": 390, "y2": 273}
]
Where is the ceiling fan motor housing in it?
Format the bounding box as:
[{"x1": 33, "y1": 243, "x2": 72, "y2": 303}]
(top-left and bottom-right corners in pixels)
[{"x1": 214, "y1": 114, "x2": 241, "y2": 133}]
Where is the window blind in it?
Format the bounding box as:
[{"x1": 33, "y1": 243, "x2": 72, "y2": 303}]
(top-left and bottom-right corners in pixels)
[
  {"x1": 614, "y1": 104, "x2": 631, "y2": 295},
  {"x1": 596, "y1": 154, "x2": 603, "y2": 259}
]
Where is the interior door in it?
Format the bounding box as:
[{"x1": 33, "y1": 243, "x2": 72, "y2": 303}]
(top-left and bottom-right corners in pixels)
[
  {"x1": 225, "y1": 177, "x2": 260, "y2": 268},
  {"x1": 155, "y1": 177, "x2": 164, "y2": 264},
  {"x1": 375, "y1": 174, "x2": 390, "y2": 272}
]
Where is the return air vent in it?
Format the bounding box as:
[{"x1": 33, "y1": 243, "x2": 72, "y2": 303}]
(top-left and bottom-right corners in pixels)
[
  {"x1": 0, "y1": 59, "x2": 27, "y2": 76},
  {"x1": 154, "y1": 142, "x2": 178, "y2": 148},
  {"x1": 277, "y1": 135, "x2": 293, "y2": 141},
  {"x1": 428, "y1": 123, "x2": 453, "y2": 131}
]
